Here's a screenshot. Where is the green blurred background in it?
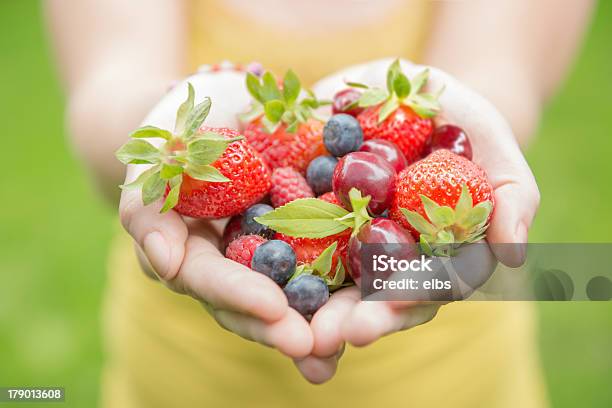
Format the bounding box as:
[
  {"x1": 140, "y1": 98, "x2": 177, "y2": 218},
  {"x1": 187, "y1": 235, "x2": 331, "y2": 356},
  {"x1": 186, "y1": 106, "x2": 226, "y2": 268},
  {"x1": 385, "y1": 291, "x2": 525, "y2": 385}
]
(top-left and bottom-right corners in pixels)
[{"x1": 0, "y1": 1, "x2": 610, "y2": 407}]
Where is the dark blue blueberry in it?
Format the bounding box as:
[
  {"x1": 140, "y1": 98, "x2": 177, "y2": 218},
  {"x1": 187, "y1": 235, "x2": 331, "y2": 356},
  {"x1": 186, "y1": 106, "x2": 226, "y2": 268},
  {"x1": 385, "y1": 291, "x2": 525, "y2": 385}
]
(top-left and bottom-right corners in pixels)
[
  {"x1": 283, "y1": 275, "x2": 329, "y2": 318},
  {"x1": 323, "y1": 113, "x2": 364, "y2": 157},
  {"x1": 251, "y1": 240, "x2": 296, "y2": 286},
  {"x1": 306, "y1": 155, "x2": 338, "y2": 195},
  {"x1": 241, "y1": 203, "x2": 274, "y2": 238}
]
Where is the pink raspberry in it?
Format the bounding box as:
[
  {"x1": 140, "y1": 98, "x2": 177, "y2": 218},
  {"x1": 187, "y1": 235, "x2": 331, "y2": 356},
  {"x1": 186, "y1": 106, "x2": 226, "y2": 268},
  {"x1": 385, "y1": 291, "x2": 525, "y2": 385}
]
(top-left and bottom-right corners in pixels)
[
  {"x1": 270, "y1": 167, "x2": 314, "y2": 207},
  {"x1": 225, "y1": 235, "x2": 267, "y2": 267}
]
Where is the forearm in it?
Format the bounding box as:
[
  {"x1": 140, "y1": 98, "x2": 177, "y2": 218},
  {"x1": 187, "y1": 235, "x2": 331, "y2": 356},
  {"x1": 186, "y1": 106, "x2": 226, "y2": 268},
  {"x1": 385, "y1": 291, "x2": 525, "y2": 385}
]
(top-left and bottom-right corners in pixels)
[{"x1": 67, "y1": 67, "x2": 176, "y2": 202}]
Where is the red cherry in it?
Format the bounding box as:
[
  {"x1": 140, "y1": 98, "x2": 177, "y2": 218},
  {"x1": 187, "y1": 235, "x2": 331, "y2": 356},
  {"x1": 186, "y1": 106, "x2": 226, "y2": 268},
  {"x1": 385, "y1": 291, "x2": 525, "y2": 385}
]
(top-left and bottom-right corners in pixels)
[
  {"x1": 424, "y1": 125, "x2": 473, "y2": 160},
  {"x1": 332, "y1": 152, "x2": 396, "y2": 216},
  {"x1": 359, "y1": 139, "x2": 409, "y2": 172},
  {"x1": 347, "y1": 218, "x2": 417, "y2": 286},
  {"x1": 332, "y1": 88, "x2": 364, "y2": 117}
]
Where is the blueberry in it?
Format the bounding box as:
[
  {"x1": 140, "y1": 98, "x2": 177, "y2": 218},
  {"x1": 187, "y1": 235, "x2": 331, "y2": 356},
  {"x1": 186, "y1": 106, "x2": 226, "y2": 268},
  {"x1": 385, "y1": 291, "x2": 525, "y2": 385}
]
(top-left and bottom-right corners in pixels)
[
  {"x1": 242, "y1": 204, "x2": 274, "y2": 238},
  {"x1": 306, "y1": 155, "x2": 338, "y2": 195},
  {"x1": 323, "y1": 114, "x2": 364, "y2": 157},
  {"x1": 251, "y1": 240, "x2": 296, "y2": 286},
  {"x1": 283, "y1": 275, "x2": 329, "y2": 318}
]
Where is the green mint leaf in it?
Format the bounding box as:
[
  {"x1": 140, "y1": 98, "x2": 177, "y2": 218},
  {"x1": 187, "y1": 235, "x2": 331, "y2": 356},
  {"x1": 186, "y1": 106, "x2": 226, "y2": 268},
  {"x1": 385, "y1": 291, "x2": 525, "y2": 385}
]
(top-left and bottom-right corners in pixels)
[
  {"x1": 260, "y1": 72, "x2": 281, "y2": 102},
  {"x1": 377, "y1": 97, "x2": 399, "y2": 123},
  {"x1": 119, "y1": 165, "x2": 161, "y2": 190},
  {"x1": 160, "y1": 163, "x2": 184, "y2": 180},
  {"x1": 264, "y1": 100, "x2": 285, "y2": 124},
  {"x1": 255, "y1": 198, "x2": 350, "y2": 238},
  {"x1": 130, "y1": 125, "x2": 172, "y2": 141},
  {"x1": 358, "y1": 88, "x2": 387, "y2": 107},
  {"x1": 142, "y1": 170, "x2": 166, "y2": 206},
  {"x1": 345, "y1": 81, "x2": 369, "y2": 89},
  {"x1": 175, "y1": 83, "x2": 195, "y2": 134},
  {"x1": 386, "y1": 59, "x2": 402, "y2": 94},
  {"x1": 393, "y1": 72, "x2": 411, "y2": 99},
  {"x1": 186, "y1": 164, "x2": 230, "y2": 182},
  {"x1": 312, "y1": 242, "x2": 338, "y2": 276},
  {"x1": 115, "y1": 139, "x2": 160, "y2": 164},
  {"x1": 246, "y1": 73, "x2": 264, "y2": 103},
  {"x1": 282, "y1": 69, "x2": 301, "y2": 106},
  {"x1": 160, "y1": 175, "x2": 182, "y2": 213},
  {"x1": 399, "y1": 208, "x2": 437, "y2": 236},
  {"x1": 183, "y1": 97, "x2": 212, "y2": 139}
]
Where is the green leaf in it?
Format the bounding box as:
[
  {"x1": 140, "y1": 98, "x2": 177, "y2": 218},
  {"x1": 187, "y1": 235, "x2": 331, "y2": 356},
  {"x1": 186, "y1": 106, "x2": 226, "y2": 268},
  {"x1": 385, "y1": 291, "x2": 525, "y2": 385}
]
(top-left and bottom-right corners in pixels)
[
  {"x1": 260, "y1": 72, "x2": 281, "y2": 102},
  {"x1": 119, "y1": 165, "x2": 161, "y2": 189},
  {"x1": 115, "y1": 139, "x2": 160, "y2": 164},
  {"x1": 312, "y1": 242, "x2": 338, "y2": 276},
  {"x1": 187, "y1": 136, "x2": 232, "y2": 166},
  {"x1": 285, "y1": 120, "x2": 299, "y2": 133},
  {"x1": 410, "y1": 69, "x2": 429, "y2": 94},
  {"x1": 142, "y1": 170, "x2": 166, "y2": 206},
  {"x1": 407, "y1": 94, "x2": 440, "y2": 118},
  {"x1": 282, "y1": 69, "x2": 301, "y2": 106},
  {"x1": 289, "y1": 264, "x2": 313, "y2": 282},
  {"x1": 160, "y1": 175, "x2": 182, "y2": 212},
  {"x1": 462, "y1": 201, "x2": 493, "y2": 229},
  {"x1": 186, "y1": 164, "x2": 230, "y2": 182},
  {"x1": 377, "y1": 97, "x2": 399, "y2": 123},
  {"x1": 420, "y1": 194, "x2": 441, "y2": 223},
  {"x1": 246, "y1": 73, "x2": 263, "y2": 103},
  {"x1": 255, "y1": 198, "x2": 350, "y2": 238},
  {"x1": 430, "y1": 206, "x2": 455, "y2": 228},
  {"x1": 130, "y1": 125, "x2": 172, "y2": 141},
  {"x1": 419, "y1": 236, "x2": 434, "y2": 257},
  {"x1": 386, "y1": 59, "x2": 402, "y2": 94},
  {"x1": 238, "y1": 103, "x2": 264, "y2": 124},
  {"x1": 160, "y1": 163, "x2": 184, "y2": 180},
  {"x1": 393, "y1": 72, "x2": 411, "y2": 99},
  {"x1": 175, "y1": 83, "x2": 195, "y2": 134},
  {"x1": 358, "y1": 88, "x2": 388, "y2": 107},
  {"x1": 264, "y1": 100, "x2": 285, "y2": 123},
  {"x1": 454, "y1": 184, "x2": 473, "y2": 221},
  {"x1": 347, "y1": 188, "x2": 373, "y2": 235},
  {"x1": 399, "y1": 208, "x2": 437, "y2": 236},
  {"x1": 262, "y1": 116, "x2": 281, "y2": 134},
  {"x1": 345, "y1": 81, "x2": 369, "y2": 89},
  {"x1": 327, "y1": 261, "x2": 346, "y2": 289},
  {"x1": 183, "y1": 97, "x2": 212, "y2": 139}
]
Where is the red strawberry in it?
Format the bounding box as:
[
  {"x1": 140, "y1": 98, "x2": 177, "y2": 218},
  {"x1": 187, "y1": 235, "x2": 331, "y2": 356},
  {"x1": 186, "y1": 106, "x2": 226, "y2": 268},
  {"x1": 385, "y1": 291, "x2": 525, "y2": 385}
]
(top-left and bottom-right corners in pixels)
[
  {"x1": 389, "y1": 149, "x2": 495, "y2": 246},
  {"x1": 241, "y1": 70, "x2": 326, "y2": 173},
  {"x1": 225, "y1": 235, "x2": 267, "y2": 267},
  {"x1": 275, "y1": 231, "x2": 350, "y2": 275},
  {"x1": 116, "y1": 84, "x2": 270, "y2": 218},
  {"x1": 270, "y1": 167, "x2": 314, "y2": 207},
  {"x1": 352, "y1": 60, "x2": 441, "y2": 163}
]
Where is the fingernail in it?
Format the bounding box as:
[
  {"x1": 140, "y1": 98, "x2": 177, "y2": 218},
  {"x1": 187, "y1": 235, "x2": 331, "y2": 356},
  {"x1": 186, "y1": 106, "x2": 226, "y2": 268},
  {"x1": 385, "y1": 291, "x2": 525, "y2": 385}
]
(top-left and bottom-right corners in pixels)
[{"x1": 143, "y1": 232, "x2": 170, "y2": 279}]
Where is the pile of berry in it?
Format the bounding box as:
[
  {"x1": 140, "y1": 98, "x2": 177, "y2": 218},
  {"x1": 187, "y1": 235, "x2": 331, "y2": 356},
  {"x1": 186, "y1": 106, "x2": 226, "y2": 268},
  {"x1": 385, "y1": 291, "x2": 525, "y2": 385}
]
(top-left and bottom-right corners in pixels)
[{"x1": 116, "y1": 60, "x2": 495, "y2": 318}]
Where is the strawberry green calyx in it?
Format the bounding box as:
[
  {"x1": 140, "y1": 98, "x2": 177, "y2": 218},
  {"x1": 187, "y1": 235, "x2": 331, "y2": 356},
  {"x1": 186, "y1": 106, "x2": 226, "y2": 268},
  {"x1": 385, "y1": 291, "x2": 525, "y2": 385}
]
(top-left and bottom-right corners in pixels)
[
  {"x1": 399, "y1": 185, "x2": 493, "y2": 256},
  {"x1": 288, "y1": 242, "x2": 348, "y2": 290},
  {"x1": 254, "y1": 188, "x2": 373, "y2": 238},
  {"x1": 115, "y1": 83, "x2": 243, "y2": 212},
  {"x1": 355, "y1": 59, "x2": 443, "y2": 123},
  {"x1": 240, "y1": 69, "x2": 328, "y2": 133}
]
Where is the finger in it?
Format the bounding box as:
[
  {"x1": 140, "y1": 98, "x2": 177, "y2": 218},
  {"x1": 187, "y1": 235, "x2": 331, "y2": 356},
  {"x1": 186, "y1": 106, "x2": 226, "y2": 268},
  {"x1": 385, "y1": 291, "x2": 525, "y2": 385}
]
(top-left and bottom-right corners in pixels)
[
  {"x1": 170, "y1": 232, "x2": 289, "y2": 322},
  {"x1": 119, "y1": 168, "x2": 188, "y2": 280},
  {"x1": 310, "y1": 286, "x2": 360, "y2": 357},
  {"x1": 293, "y1": 351, "x2": 342, "y2": 385},
  {"x1": 212, "y1": 308, "x2": 313, "y2": 359},
  {"x1": 342, "y1": 302, "x2": 440, "y2": 347}
]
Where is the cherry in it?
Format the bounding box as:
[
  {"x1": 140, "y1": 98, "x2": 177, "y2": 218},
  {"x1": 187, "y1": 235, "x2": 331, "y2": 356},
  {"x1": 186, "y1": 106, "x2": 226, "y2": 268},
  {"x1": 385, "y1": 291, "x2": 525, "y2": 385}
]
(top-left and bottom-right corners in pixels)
[
  {"x1": 423, "y1": 125, "x2": 473, "y2": 160},
  {"x1": 347, "y1": 218, "x2": 417, "y2": 286},
  {"x1": 359, "y1": 139, "x2": 409, "y2": 173},
  {"x1": 332, "y1": 152, "x2": 396, "y2": 216},
  {"x1": 332, "y1": 88, "x2": 364, "y2": 117}
]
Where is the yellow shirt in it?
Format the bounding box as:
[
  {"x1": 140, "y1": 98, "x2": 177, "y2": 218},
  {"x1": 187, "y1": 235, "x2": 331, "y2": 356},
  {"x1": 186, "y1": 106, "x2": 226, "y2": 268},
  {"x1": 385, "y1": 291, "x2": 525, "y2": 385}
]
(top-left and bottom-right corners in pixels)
[{"x1": 102, "y1": 1, "x2": 547, "y2": 406}]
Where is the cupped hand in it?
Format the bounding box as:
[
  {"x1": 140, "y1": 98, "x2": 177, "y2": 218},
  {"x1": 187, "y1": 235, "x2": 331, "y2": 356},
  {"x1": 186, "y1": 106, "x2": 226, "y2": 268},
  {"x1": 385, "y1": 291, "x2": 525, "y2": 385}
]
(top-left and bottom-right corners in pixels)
[
  {"x1": 295, "y1": 58, "x2": 541, "y2": 383},
  {"x1": 119, "y1": 70, "x2": 313, "y2": 359}
]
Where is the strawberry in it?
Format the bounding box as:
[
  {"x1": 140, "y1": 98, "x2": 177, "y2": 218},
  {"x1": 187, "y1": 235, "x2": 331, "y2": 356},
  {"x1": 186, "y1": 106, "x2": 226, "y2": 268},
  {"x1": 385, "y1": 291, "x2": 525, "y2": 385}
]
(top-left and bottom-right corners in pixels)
[
  {"x1": 241, "y1": 70, "x2": 327, "y2": 173},
  {"x1": 351, "y1": 60, "x2": 442, "y2": 163},
  {"x1": 275, "y1": 231, "x2": 350, "y2": 274},
  {"x1": 270, "y1": 167, "x2": 314, "y2": 207},
  {"x1": 225, "y1": 234, "x2": 267, "y2": 267},
  {"x1": 389, "y1": 149, "x2": 495, "y2": 251},
  {"x1": 115, "y1": 84, "x2": 270, "y2": 218}
]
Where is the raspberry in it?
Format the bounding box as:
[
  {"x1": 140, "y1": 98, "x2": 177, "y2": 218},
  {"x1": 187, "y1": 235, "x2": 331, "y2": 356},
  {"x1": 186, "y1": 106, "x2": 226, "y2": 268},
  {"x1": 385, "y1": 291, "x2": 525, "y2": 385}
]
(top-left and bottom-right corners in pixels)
[
  {"x1": 225, "y1": 235, "x2": 268, "y2": 267},
  {"x1": 269, "y1": 167, "x2": 314, "y2": 207}
]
